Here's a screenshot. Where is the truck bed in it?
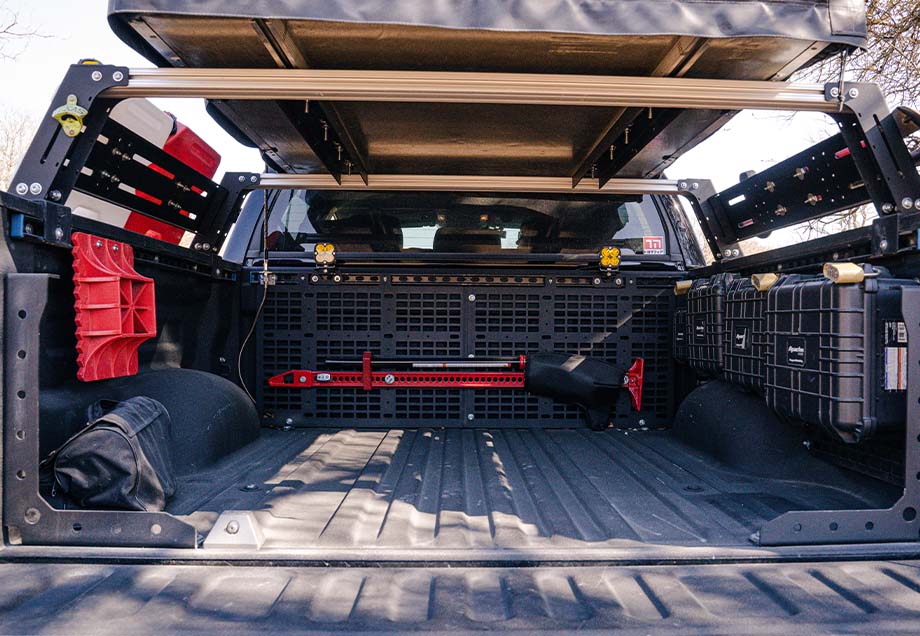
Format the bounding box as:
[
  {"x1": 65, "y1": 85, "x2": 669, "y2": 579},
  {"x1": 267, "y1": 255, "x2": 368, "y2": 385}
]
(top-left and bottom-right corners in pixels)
[{"x1": 168, "y1": 427, "x2": 893, "y2": 552}]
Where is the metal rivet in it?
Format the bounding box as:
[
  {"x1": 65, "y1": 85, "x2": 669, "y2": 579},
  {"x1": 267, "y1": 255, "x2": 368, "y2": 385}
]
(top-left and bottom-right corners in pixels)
[
  {"x1": 14, "y1": 183, "x2": 28, "y2": 195},
  {"x1": 112, "y1": 71, "x2": 124, "y2": 82},
  {"x1": 847, "y1": 87, "x2": 859, "y2": 99},
  {"x1": 298, "y1": 375, "x2": 307, "y2": 383},
  {"x1": 225, "y1": 521, "x2": 240, "y2": 535},
  {"x1": 902, "y1": 197, "x2": 914, "y2": 210},
  {"x1": 150, "y1": 523, "x2": 162, "y2": 535},
  {"x1": 91, "y1": 70, "x2": 102, "y2": 81},
  {"x1": 95, "y1": 240, "x2": 103, "y2": 248},
  {"x1": 29, "y1": 182, "x2": 42, "y2": 195}
]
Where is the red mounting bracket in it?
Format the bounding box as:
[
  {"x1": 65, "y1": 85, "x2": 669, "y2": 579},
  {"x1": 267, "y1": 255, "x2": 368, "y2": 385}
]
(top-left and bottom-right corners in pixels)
[{"x1": 72, "y1": 232, "x2": 156, "y2": 381}]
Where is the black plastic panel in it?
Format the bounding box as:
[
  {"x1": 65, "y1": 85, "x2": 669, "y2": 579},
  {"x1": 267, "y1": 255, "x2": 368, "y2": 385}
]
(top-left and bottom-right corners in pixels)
[{"x1": 256, "y1": 270, "x2": 679, "y2": 428}]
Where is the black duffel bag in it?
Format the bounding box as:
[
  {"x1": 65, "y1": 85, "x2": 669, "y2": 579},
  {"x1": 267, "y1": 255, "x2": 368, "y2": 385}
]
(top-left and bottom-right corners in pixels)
[{"x1": 42, "y1": 396, "x2": 176, "y2": 511}]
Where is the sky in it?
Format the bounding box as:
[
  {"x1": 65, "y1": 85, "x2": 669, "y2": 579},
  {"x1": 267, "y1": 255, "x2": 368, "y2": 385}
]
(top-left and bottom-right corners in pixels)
[{"x1": 0, "y1": 1, "x2": 853, "y2": 252}]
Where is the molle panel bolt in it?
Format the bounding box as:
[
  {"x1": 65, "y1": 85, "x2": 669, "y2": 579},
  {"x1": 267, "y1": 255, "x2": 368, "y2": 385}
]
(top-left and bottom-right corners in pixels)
[
  {"x1": 881, "y1": 202, "x2": 895, "y2": 213},
  {"x1": 678, "y1": 181, "x2": 688, "y2": 190},
  {"x1": 250, "y1": 175, "x2": 258, "y2": 183},
  {"x1": 91, "y1": 70, "x2": 102, "y2": 81},
  {"x1": 901, "y1": 197, "x2": 914, "y2": 210},
  {"x1": 112, "y1": 71, "x2": 124, "y2": 82},
  {"x1": 847, "y1": 87, "x2": 859, "y2": 99},
  {"x1": 467, "y1": 294, "x2": 476, "y2": 302},
  {"x1": 593, "y1": 278, "x2": 601, "y2": 285},
  {"x1": 829, "y1": 86, "x2": 840, "y2": 98},
  {"x1": 238, "y1": 175, "x2": 245, "y2": 182},
  {"x1": 310, "y1": 275, "x2": 319, "y2": 283},
  {"x1": 202, "y1": 243, "x2": 211, "y2": 251},
  {"x1": 879, "y1": 239, "x2": 889, "y2": 251},
  {"x1": 29, "y1": 182, "x2": 42, "y2": 195},
  {"x1": 225, "y1": 520, "x2": 240, "y2": 535},
  {"x1": 467, "y1": 413, "x2": 475, "y2": 421},
  {"x1": 14, "y1": 182, "x2": 28, "y2": 195},
  {"x1": 49, "y1": 189, "x2": 62, "y2": 202},
  {"x1": 54, "y1": 227, "x2": 64, "y2": 241},
  {"x1": 333, "y1": 274, "x2": 342, "y2": 283}
]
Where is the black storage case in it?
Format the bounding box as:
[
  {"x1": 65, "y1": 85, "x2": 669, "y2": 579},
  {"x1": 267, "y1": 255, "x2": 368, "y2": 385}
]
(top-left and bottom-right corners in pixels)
[
  {"x1": 723, "y1": 277, "x2": 776, "y2": 392},
  {"x1": 764, "y1": 271, "x2": 913, "y2": 443},
  {"x1": 686, "y1": 274, "x2": 737, "y2": 376}
]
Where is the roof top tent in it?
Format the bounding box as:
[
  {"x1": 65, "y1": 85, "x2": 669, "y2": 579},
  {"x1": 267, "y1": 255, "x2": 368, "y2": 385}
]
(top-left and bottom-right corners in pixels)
[{"x1": 107, "y1": 0, "x2": 867, "y2": 183}]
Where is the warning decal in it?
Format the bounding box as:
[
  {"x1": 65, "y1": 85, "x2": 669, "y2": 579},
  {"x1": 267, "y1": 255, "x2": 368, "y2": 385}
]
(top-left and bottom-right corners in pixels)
[
  {"x1": 643, "y1": 236, "x2": 665, "y2": 255},
  {"x1": 884, "y1": 346, "x2": 907, "y2": 391}
]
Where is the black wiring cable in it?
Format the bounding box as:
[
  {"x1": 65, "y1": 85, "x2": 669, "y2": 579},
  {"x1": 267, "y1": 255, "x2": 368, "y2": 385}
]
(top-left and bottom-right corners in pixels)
[{"x1": 238, "y1": 190, "x2": 275, "y2": 403}]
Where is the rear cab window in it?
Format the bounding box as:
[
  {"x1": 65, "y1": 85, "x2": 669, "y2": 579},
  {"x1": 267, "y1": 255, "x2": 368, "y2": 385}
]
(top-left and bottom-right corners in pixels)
[{"x1": 253, "y1": 191, "x2": 668, "y2": 257}]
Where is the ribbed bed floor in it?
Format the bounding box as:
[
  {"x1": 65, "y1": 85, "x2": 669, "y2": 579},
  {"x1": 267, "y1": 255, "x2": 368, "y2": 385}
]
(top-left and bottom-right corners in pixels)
[{"x1": 169, "y1": 428, "x2": 880, "y2": 550}]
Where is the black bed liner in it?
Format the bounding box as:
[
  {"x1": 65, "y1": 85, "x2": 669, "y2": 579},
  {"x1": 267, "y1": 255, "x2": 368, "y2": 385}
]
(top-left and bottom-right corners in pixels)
[
  {"x1": 168, "y1": 427, "x2": 896, "y2": 553},
  {"x1": 107, "y1": 0, "x2": 866, "y2": 180}
]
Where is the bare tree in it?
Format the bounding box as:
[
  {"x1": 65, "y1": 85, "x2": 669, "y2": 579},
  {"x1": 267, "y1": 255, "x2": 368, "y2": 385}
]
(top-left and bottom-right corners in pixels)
[
  {"x1": 0, "y1": 108, "x2": 38, "y2": 191},
  {"x1": 0, "y1": 3, "x2": 42, "y2": 60}
]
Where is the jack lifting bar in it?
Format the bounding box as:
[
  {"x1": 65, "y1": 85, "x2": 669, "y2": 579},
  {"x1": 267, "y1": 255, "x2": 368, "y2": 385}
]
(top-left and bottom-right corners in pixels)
[{"x1": 268, "y1": 352, "x2": 644, "y2": 429}]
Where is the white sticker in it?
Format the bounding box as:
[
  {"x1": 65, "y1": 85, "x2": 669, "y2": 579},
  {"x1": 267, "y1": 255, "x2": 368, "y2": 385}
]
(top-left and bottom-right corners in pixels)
[{"x1": 884, "y1": 347, "x2": 907, "y2": 391}]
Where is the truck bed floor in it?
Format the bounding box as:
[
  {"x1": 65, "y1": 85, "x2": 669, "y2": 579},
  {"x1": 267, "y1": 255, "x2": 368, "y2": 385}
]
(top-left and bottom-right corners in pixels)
[{"x1": 169, "y1": 428, "x2": 888, "y2": 550}]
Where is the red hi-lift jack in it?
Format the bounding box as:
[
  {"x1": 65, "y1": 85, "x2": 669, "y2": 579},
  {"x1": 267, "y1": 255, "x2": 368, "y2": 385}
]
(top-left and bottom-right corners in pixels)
[{"x1": 268, "y1": 352, "x2": 644, "y2": 425}]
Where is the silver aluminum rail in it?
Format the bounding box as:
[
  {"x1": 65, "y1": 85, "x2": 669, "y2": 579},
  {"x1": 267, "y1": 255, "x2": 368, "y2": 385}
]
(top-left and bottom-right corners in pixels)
[{"x1": 104, "y1": 68, "x2": 839, "y2": 113}]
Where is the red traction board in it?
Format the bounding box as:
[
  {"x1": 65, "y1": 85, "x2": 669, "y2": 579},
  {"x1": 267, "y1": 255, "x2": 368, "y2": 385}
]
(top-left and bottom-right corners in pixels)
[{"x1": 72, "y1": 232, "x2": 157, "y2": 381}]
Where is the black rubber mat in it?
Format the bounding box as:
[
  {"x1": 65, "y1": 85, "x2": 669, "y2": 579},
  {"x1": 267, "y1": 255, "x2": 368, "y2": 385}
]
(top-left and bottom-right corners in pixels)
[{"x1": 170, "y1": 428, "x2": 891, "y2": 550}]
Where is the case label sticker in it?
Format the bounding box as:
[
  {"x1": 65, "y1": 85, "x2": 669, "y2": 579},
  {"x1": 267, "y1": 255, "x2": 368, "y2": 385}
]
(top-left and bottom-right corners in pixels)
[
  {"x1": 786, "y1": 337, "x2": 806, "y2": 367},
  {"x1": 643, "y1": 236, "x2": 665, "y2": 255},
  {"x1": 885, "y1": 321, "x2": 908, "y2": 345},
  {"x1": 694, "y1": 318, "x2": 707, "y2": 341},
  {"x1": 884, "y1": 346, "x2": 907, "y2": 391},
  {"x1": 733, "y1": 326, "x2": 749, "y2": 351}
]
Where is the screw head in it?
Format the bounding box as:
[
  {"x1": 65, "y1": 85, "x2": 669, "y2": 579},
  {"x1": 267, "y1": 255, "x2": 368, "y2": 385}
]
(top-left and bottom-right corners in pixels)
[
  {"x1": 28, "y1": 182, "x2": 42, "y2": 195},
  {"x1": 830, "y1": 86, "x2": 840, "y2": 98},
  {"x1": 250, "y1": 175, "x2": 258, "y2": 183},
  {"x1": 23, "y1": 223, "x2": 33, "y2": 235},
  {"x1": 112, "y1": 244, "x2": 119, "y2": 252},
  {"x1": 202, "y1": 243, "x2": 211, "y2": 251},
  {"x1": 915, "y1": 198, "x2": 920, "y2": 210},
  {"x1": 298, "y1": 375, "x2": 307, "y2": 384},
  {"x1": 24, "y1": 508, "x2": 41, "y2": 524},
  {"x1": 678, "y1": 181, "x2": 688, "y2": 190},
  {"x1": 593, "y1": 278, "x2": 601, "y2": 285},
  {"x1": 848, "y1": 87, "x2": 859, "y2": 98},
  {"x1": 467, "y1": 294, "x2": 476, "y2": 302},
  {"x1": 95, "y1": 239, "x2": 103, "y2": 248},
  {"x1": 225, "y1": 520, "x2": 240, "y2": 535},
  {"x1": 310, "y1": 275, "x2": 319, "y2": 283},
  {"x1": 112, "y1": 71, "x2": 124, "y2": 82},
  {"x1": 467, "y1": 413, "x2": 475, "y2": 421},
  {"x1": 14, "y1": 182, "x2": 28, "y2": 195},
  {"x1": 384, "y1": 373, "x2": 395, "y2": 385},
  {"x1": 285, "y1": 417, "x2": 294, "y2": 425},
  {"x1": 54, "y1": 227, "x2": 64, "y2": 241},
  {"x1": 879, "y1": 239, "x2": 889, "y2": 251},
  {"x1": 91, "y1": 70, "x2": 102, "y2": 81},
  {"x1": 49, "y1": 189, "x2": 62, "y2": 202},
  {"x1": 691, "y1": 182, "x2": 700, "y2": 191},
  {"x1": 238, "y1": 175, "x2": 245, "y2": 182},
  {"x1": 614, "y1": 277, "x2": 624, "y2": 286},
  {"x1": 333, "y1": 275, "x2": 342, "y2": 283},
  {"x1": 881, "y1": 202, "x2": 895, "y2": 213},
  {"x1": 902, "y1": 197, "x2": 914, "y2": 210}
]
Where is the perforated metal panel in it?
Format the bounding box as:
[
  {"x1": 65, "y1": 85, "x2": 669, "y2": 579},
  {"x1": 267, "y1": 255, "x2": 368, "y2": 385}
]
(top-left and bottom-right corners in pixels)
[{"x1": 257, "y1": 270, "x2": 678, "y2": 428}]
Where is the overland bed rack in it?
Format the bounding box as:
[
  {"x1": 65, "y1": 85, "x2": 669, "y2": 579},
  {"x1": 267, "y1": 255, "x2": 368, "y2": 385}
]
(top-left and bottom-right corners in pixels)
[{"x1": 4, "y1": 57, "x2": 920, "y2": 551}]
